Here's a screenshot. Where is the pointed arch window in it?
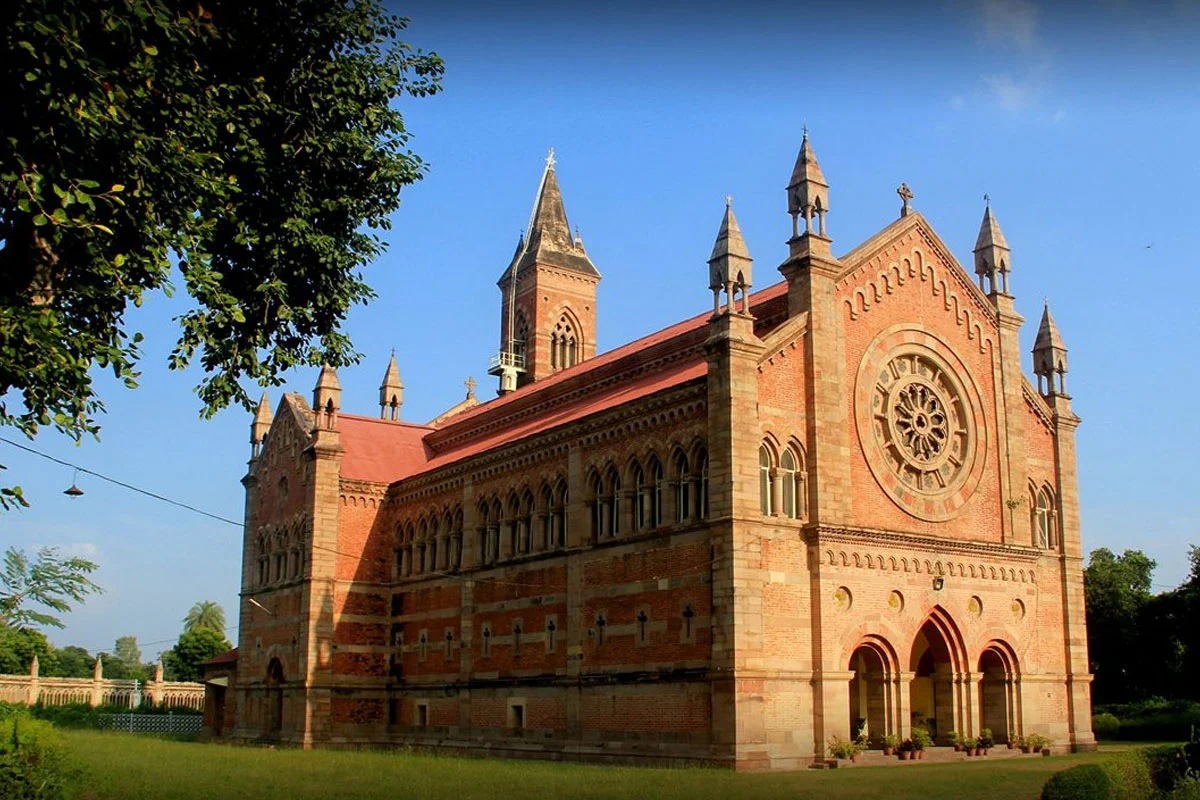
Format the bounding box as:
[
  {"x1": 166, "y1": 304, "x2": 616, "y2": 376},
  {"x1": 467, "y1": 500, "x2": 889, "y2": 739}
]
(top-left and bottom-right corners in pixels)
[
  {"x1": 759, "y1": 445, "x2": 774, "y2": 515},
  {"x1": 1033, "y1": 488, "x2": 1056, "y2": 549},
  {"x1": 695, "y1": 448, "x2": 709, "y2": 520},
  {"x1": 632, "y1": 462, "x2": 646, "y2": 531},
  {"x1": 674, "y1": 452, "x2": 691, "y2": 523},
  {"x1": 553, "y1": 315, "x2": 579, "y2": 370},
  {"x1": 780, "y1": 447, "x2": 807, "y2": 520}
]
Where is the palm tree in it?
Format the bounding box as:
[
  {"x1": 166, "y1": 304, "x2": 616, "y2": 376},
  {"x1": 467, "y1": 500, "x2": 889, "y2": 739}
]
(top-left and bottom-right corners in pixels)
[{"x1": 183, "y1": 601, "x2": 226, "y2": 634}]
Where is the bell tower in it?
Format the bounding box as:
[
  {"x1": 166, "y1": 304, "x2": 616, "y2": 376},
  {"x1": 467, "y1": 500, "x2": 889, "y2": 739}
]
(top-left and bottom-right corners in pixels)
[{"x1": 490, "y1": 149, "x2": 600, "y2": 394}]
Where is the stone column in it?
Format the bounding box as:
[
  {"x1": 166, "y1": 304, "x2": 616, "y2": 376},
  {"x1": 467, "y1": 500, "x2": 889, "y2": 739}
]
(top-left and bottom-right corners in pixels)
[
  {"x1": 90, "y1": 657, "x2": 104, "y2": 708},
  {"x1": 993, "y1": 294, "x2": 1028, "y2": 545},
  {"x1": 297, "y1": 420, "x2": 344, "y2": 747},
  {"x1": 706, "y1": 310, "x2": 767, "y2": 769},
  {"x1": 28, "y1": 655, "x2": 40, "y2": 706},
  {"x1": 1049, "y1": 397, "x2": 1095, "y2": 751}
]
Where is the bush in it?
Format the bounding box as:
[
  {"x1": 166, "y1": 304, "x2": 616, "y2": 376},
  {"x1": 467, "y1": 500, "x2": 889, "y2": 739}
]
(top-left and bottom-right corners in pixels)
[
  {"x1": 0, "y1": 716, "x2": 71, "y2": 800},
  {"x1": 911, "y1": 726, "x2": 933, "y2": 751},
  {"x1": 1042, "y1": 745, "x2": 1195, "y2": 800},
  {"x1": 1093, "y1": 700, "x2": 1200, "y2": 742},
  {"x1": 828, "y1": 735, "x2": 863, "y2": 759},
  {"x1": 1093, "y1": 712, "x2": 1121, "y2": 740}
]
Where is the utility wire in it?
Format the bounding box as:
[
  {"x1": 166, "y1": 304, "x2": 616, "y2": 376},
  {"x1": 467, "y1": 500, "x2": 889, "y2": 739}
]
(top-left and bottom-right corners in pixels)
[{"x1": 0, "y1": 435, "x2": 242, "y2": 528}]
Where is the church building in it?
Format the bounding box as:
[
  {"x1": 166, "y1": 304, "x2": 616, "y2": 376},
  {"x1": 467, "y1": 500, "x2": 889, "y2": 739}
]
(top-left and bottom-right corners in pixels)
[{"x1": 214, "y1": 134, "x2": 1095, "y2": 770}]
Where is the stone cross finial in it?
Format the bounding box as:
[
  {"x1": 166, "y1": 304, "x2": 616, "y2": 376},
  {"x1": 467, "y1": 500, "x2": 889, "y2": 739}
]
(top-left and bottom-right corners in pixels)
[
  {"x1": 725, "y1": 193, "x2": 733, "y2": 207},
  {"x1": 984, "y1": 192, "x2": 991, "y2": 207},
  {"x1": 545, "y1": 147, "x2": 556, "y2": 169},
  {"x1": 465, "y1": 376, "x2": 477, "y2": 399},
  {"x1": 897, "y1": 183, "x2": 914, "y2": 217}
]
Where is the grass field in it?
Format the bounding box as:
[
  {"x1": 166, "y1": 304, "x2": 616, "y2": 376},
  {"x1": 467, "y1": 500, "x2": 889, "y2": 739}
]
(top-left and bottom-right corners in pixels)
[{"x1": 60, "y1": 732, "x2": 1158, "y2": 800}]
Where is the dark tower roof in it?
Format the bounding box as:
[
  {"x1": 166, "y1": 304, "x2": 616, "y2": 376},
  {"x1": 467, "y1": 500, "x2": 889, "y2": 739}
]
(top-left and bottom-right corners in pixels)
[{"x1": 500, "y1": 152, "x2": 599, "y2": 283}]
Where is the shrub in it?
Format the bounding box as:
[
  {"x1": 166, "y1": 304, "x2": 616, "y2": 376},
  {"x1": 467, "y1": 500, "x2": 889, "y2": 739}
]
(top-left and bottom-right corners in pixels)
[
  {"x1": 828, "y1": 735, "x2": 863, "y2": 759},
  {"x1": 0, "y1": 716, "x2": 71, "y2": 800},
  {"x1": 911, "y1": 727, "x2": 932, "y2": 751},
  {"x1": 1042, "y1": 746, "x2": 1188, "y2": 799},
  {"x1": 882, "y1": 733, "x2": 901, "y2": 750},
  {"x1": 1093, "y1": 712, "x2": 1121, "y2": 740},
  {"x1": 979, "y1": 727, "x2": 995, "y2": 749},
  {"x1": 1092, "y1": 700, "x2": 1200, "y2": 742}
]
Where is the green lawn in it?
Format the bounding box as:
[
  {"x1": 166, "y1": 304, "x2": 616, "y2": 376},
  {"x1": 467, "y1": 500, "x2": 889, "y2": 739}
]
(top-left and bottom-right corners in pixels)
[{"x1": 62, "y1": 732, "x2": 1148, "y2": 800}]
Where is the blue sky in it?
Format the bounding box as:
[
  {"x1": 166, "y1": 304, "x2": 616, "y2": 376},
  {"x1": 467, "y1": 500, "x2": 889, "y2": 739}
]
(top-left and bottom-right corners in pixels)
[{"x1": 3, "y1": 0, "x2": 1198, "y2": 657}]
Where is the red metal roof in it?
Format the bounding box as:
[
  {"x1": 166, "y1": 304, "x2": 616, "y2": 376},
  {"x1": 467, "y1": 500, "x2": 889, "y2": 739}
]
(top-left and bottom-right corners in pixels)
[
  {"x1": 334, "y1": 280, "x2": 790, "y2": 488},
  {"x1": 338, "y1": 415, "x2": 434, "y2": 484}
]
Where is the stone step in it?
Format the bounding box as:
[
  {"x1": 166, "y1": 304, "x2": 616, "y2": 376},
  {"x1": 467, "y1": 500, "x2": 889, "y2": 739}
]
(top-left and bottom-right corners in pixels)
[{"x1": 826, "y1": 746, "x2": 1048, "y2": 768}]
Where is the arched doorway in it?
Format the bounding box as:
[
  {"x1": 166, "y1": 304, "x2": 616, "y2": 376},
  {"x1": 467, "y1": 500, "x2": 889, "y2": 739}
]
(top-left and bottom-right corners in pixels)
[
  {"x1": 848, "y1": 639, "x2": 897, "y2": 743},
  {"x1": 979, "y1": 644, "x2": 1019, "y2": 743},
  {"x1": 265, "y1": 657, "x2": 284, "y2": 736},
  {"x1": 909, "y1": 613, "x2": 966, "y2": 742}
]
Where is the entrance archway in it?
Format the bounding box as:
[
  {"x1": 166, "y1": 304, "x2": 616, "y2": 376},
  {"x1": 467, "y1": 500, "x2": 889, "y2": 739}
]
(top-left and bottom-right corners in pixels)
[
  {"x1": 265, "y1": 658, "x2": 284, "y2": 735},
  {"x1": 847, "y1": 638, "x2": 898, "y2": 743},
  {"x1": 909, "y1": 611, "x2": 966, "y2": 742},
  {"x1": 979, "y1": 644, "x2": 1019, "y2": 743}
]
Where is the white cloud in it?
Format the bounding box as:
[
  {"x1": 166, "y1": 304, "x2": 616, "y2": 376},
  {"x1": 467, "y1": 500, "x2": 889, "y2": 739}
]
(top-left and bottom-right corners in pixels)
[
  {"x1": 977, "y1": 0, "x2": 1040, "y2": 49},
  {"x1": 982, "y1": 73, "x2": 1035, "y2": 110}
]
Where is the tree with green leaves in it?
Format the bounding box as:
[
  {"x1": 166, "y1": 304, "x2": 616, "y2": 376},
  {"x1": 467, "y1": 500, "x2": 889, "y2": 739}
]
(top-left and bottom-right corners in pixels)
[
  {"x1": 0, "y1": 546, "x2": 101, "y2": 629},
  {"x1": 1, "y1": 0, "x2": 443, "y2": 509},
  {"x1": 113, "y1": 635, "x2": 141, "y2": 667},
  {"x1": 44, "y1": 645, "x2": 93, "y2": 679},
  {"x1": 0, "y1": 625, "x2": 55, "y2": 674},
  {"x1": 183, "y1": 601, "x2": 225, "y2": 634},
  {"x1": 1084, "y1": 547, "x2": 1157, "y2": 703},
  {"x1": 163, "y1": 627, "x2": 230, "y2": 682}
]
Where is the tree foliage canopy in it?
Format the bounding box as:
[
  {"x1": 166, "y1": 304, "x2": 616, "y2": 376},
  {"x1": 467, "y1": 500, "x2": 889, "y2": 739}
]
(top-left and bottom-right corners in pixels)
[
  {"x1": 0, "y1": 546, "x2": 101, "y2": 630},
  {"x1": 163, "y1": 627, "x2": 230, "y2": 682},
  {"x1": 1, "y1": 0, "x2": 443, "y2": 508},
  {"x1": 1085, "y1": 546, "x2": 1200, "y2": 704},
  {"x1": 183, "y1": 600, "x2": 224, "y2": 634}
]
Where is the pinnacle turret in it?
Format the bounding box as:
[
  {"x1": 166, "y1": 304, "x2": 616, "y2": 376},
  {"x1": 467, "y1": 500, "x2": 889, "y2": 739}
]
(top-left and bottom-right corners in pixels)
[
  {"x1": 250, "y1": 391, "x2": 273, "y2": 458},
  {"x1": 1033, "y1": 300, "x2": 1069, "y2": 397},
  {"x1": 786, "y1": 129, "x2": 830, "y2": 242},
  {"x1": 379, "y1": 351, "x2": 404, "y2": 421},
  {"x1": 313, "y1": 364, "x2": 341, "y2": 429},
  {"x1": 708, "y1": 197, "x2": 753, "y2": 317},
  {"x1": 973, "y1": 201, "x2": 1011, "y2": 296}
]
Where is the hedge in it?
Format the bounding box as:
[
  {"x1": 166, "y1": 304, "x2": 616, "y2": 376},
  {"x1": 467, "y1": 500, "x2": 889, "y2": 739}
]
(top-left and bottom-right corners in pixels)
[
  {"x1": 0, "y1": 715, "x2": 71, "y2": 800},
  {"x1": 1042, "y1": 744, "x2": 1197, "y2": 800}
]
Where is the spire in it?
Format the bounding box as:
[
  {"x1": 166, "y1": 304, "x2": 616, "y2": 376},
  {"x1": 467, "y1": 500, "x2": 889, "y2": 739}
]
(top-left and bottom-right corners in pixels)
[
  {"x1": 501, "y1": 149, "x2": 598, "y2": 282},
  {"x1": 973, "y1": 200, "x2": 1011, "y2": 295},
  {"x1": 1033, "y1": 300, "x2": 1069, "y2": 397},
  {"x1": 313, "y1": 364, "x2": 341, "y2": 429},
  {"x1": 379, "y1": 351, "x2": 404, "y2": 421},
  {"x1": 250, "y1": 391, "x2": 273, "y2": 458},
  {"x1": 708, "y1": 196, "x2": 753, "y2": 317},
  {"x1": 786, "y1": 128, "x2": 830, "y2": 242}
]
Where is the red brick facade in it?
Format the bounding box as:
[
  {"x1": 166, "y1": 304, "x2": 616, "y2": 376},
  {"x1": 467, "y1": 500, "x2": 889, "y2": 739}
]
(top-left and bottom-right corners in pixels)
[{"x1": 220, "y1": 140, "x2": 1094, "y2": 770}]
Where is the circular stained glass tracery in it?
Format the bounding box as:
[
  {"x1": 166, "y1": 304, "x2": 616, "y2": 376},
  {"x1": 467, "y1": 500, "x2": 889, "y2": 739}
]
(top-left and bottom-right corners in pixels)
[{"x1": 856, "y1": 328, "x2": 986, "y2": 521}]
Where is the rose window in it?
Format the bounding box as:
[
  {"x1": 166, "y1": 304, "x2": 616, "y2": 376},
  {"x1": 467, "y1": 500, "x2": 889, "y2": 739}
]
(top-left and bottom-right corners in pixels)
[{"x1": 855, "y1": 328, "x2": 986, "y2": 522}]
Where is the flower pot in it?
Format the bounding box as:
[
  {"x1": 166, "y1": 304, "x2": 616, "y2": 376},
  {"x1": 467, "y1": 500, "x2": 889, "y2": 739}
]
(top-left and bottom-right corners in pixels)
[
  {"x1": 969, "y1": 748, "x2": 978, "y2": 756},
  {"x1": 953, "y1": 744, "x2": 962, "y2": 752},
  {"x1": 916, "y1": 750, "x2": 924, "y2": 760},
  {"x1": 1021, "y1": 746, "x2": 1031, "y2": 754},
  {"x1": 982, "y1": 748, "x2": 990, "y2": 756},
  {"x1": 883, "y1": 748, "x2": 894, "y2": 756},
  {"x1": 1042, "y1": 748, "x2": 1051, "y2": 757},
  {"x1": 850, "y1": 754, "x2": 859, "y2": 763},
  {"x1": 902, "y1": 751, "x2": 913, "y2": 760}
]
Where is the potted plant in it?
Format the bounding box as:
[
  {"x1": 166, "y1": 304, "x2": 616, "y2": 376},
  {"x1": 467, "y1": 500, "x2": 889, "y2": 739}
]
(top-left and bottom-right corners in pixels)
[
  {"x1": 1018, "y1": 734, "x2": 1031, "y2": 754},
  {"x1": 911, "y1": 727, "x2": 932, "y2": 760},
  {"x1": 882, "y1": 733, "x2": 900, "y2": 756},
  {"x1": 949, "y1": 730, "x2": 965, "y2": 752},
  {"x1": 828, "y1": 735, "x2": 863, "y2": 763},
  {"x1": 899, "y1": 739, "x2": 914, "y2": 760},
  {"x1": 978, "y1": 727, "x2": 993, "y2": 755},
  {"x1": 1024, "y1": 733, "x2": 1048, "y2": 755}
]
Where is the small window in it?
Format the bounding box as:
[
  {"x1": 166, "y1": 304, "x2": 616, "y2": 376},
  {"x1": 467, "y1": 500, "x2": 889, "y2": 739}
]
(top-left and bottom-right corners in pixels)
[
  {"x1": 759, "y1": 445, "x2": 774, "y2": 515},
  {"x1": 545, "y1": 617, "x2": 558, "y2": 653},
  {"x1": 416, "y1": 703, "x2": 428, "y2": 728},
  {"x1": 508, "y1": 703, "x2": 525, "y2": 731},
  {"x1": 481, "y1": 623, "x2": 492, "y2": 657},
  {"x1": 681, "y1": 603, "x2": 696, "y2": 644},
  {"x1": 637, "y1": 609, "x2": 649, "y2": 645}
]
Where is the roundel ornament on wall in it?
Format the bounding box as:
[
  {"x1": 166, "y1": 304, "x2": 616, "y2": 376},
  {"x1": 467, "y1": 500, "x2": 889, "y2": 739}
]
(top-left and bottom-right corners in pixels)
[{"x1": 855, "y1": 325, "x2": 987, "y2": 522}]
